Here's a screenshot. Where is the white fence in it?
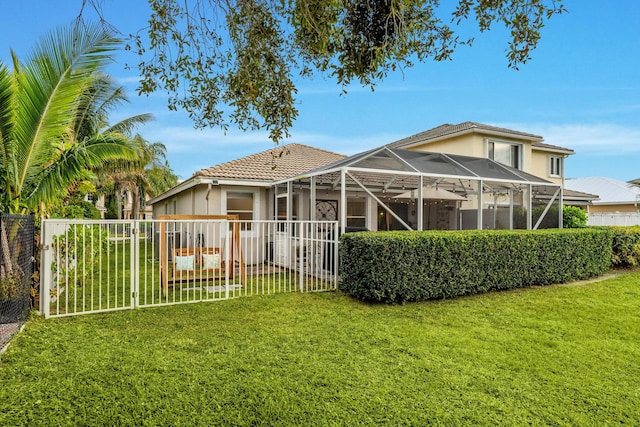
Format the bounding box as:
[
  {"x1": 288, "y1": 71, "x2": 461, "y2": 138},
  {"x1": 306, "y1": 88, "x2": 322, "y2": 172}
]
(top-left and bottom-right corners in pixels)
[
  {"x1": 40, "y1": 219, "x2": 339, "y2": 318},
  {"x1": 587, "y1": 213, "x2": 640, "y2": 226}
]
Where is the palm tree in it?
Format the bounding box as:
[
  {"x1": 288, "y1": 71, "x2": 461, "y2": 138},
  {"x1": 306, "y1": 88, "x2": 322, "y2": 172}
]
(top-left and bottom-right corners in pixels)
[
  {"x1": 97, "y1": 134, "x2": 178, "y2": 219},
  {"x1": 0, "y1": 23, "x2": 140, "y2": 215}
]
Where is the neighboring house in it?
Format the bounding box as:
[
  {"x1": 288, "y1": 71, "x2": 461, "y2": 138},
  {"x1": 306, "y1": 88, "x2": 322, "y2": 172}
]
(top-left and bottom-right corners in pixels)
[
  {"x1": 149, "y1": 122, "x2": 593, "y2": 231},
  {"x1": 564, "y1": 177, "x2": 640, "y2": 214},
  {"x1": 91, "y1": 191, "x2": 154, "y2": 219}
]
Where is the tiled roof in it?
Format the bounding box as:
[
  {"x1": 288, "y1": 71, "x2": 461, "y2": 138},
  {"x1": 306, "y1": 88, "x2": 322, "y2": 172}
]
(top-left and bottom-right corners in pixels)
[
  {"x1": 531, "y1": 141, "x2": 574, "y2": 154},
  {"x1": 194, "y1": 143, "x2": 346, "y2": 182},
  {"x1": 389, "y1": 121, "x2": 574, "y2": 154},
  {"x1": 389, "y1": 122, "x2": 544, "y2": 148}
]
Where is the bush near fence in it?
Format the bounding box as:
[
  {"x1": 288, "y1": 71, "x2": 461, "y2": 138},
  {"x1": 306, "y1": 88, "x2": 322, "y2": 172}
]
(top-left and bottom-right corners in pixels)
[{"x1": 339, "y1": 229, "x2": 613, "y2": 304}]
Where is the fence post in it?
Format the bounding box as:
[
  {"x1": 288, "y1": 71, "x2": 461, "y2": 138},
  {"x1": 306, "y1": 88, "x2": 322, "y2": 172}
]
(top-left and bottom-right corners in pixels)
[
  {"x1": 40, "y1": 220, "x2": 51, "y2": 318},
  {"x1": 224, "y1": 220, "x2": 230, "y2": 300},
  {"x1": 333, "y1": 222, "x2": 339, "y2": 290},
  {"x1": 131, "y1": 220, "x2": 139, "y2": 309}
]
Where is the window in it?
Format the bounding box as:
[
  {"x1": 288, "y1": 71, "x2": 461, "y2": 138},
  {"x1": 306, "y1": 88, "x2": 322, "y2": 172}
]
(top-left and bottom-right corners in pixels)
[
  {"x1": 227, "y1": 192, "x2": 254, "y2": 230},
  {"x1": 276, "y1": 195, "x2": 298, "y2": 220},
  {"x1": 488, "y1": 140, "x2": 522, "y2": 169},
  {"x1": 549, "y1": 156, "x2": 562, "y2": 177},
  {"x1": 347, "y1": 199, "x2": 366, "y2": 228}
]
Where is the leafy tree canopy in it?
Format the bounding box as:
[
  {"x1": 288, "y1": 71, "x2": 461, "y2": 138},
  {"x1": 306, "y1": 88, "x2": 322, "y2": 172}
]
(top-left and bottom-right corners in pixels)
[{"x1": 81, "y1": 0, "x2": 566, "y2": 142}]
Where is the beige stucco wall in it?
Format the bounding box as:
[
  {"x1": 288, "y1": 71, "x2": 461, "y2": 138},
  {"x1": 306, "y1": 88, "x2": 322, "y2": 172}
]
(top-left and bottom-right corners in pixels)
[
  {"x1": 588, "y1": 203, "x2": 639, "y2": 214},
  {"x1": 407, "y1": 133, "x2": 558, "y2": 181},
  {"x1": 152, "y1": 184, "x2": 275, "y2": 219},
  {"x1": 410, "y1": 134, "x2": 486, "y2": 157},
  {"x1": 530, "y1": 150, "x2": 563, "y2": 185}
]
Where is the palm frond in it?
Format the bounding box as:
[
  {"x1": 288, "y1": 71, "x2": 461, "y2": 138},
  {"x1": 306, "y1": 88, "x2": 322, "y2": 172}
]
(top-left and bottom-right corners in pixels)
[
  {"x1": 11, "y1": 23, "x2": 120, "y2": 199},
  {"x1": 105, "y1": 113, "x2": 154, "y2": 136},
  {"x1": 0, "y1": 64, "x2": 14, "y2": 181},
  {"x1": 24, "y1": 133, "x2": 137, "y2": 209}
]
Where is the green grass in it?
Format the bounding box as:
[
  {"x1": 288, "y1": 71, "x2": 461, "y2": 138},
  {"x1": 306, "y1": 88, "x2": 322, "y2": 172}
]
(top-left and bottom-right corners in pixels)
[
  {"x1": 48, "y1": 239, "x2": 321, "y2": 316},
  {"x1": 3, "y1": 271, "x2": 640, "y2": 426}
]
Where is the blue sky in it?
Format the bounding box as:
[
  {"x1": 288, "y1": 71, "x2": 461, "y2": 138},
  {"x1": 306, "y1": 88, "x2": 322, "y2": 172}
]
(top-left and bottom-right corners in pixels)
[{"x1": 1, "y1": 1, "x2": 639, "y2": 181}]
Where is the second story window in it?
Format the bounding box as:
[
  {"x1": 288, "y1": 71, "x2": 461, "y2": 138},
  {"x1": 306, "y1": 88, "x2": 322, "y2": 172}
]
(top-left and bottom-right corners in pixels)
[
  {"x1": 549, "y1": 156, "x2": 562, "y2": 177},
  {"x1": 488, "y1": 140, "x2": 522, "y2": 170}
]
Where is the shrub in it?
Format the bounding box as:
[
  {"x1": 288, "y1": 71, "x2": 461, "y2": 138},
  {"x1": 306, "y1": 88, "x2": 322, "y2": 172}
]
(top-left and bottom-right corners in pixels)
[
  {"x1": 563, "y1": 206, "x2": 588, "y2": 228},
  {"x1": 513, "y1": 205, "x2": 587, "y2": 229},
  {"x1": 51, "y1": 224, "x2": 111, "y2": 288},
  {"x1": 607, "y1": 226, "x2": 640, "y2": 267},
  {"x1": 50, "y1": 200, "x2": 102, "y2": 219},
  {"x1": 1, "y1": 272, "x2": 28, "y2": 302},
  {"x1": 339, "y1": 229, "x2": 613, "y2": 304}
]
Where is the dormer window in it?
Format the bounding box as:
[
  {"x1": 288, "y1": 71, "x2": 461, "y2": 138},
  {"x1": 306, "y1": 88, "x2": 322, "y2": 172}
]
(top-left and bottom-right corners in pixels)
[{"x1": 487, "y1": 140, "x2": 522, "y2": 170}]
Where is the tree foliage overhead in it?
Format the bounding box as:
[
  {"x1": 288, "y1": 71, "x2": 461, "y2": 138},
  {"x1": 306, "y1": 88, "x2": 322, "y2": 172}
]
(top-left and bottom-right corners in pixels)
[{"x1": 86, "y1": 0, "x2": 566, "y2": 142}]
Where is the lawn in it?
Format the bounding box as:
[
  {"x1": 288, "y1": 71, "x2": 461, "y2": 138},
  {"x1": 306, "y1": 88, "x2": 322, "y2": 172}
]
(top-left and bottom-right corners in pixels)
[
  {"x1": 46, "y1": 237, "x2": 329, "y2": 316},
  {"x1": 2, "y1": 271, "x2": 639, "y2": 426}
]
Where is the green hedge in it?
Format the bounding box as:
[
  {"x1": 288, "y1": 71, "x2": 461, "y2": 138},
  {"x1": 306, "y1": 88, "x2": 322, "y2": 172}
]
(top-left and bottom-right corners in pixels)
[
  {"x1": 339, "y1": 229, "x2": 613, "y2": 303},
  {"x1": 607, "y1": 226, "x2": 640, "y2": 267}
]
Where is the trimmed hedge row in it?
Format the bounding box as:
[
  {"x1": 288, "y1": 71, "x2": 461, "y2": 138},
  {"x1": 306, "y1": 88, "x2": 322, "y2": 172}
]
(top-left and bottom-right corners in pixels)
[
  {"x1": 607, "y1": 226, "x2": 640, "y2": 267},
  {"x1": 339, "y1": 229, "x2": 613, "y2": 303}
]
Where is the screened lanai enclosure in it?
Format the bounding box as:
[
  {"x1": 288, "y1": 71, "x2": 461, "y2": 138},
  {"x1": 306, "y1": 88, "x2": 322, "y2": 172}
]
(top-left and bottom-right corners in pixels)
[{"x1": 274, "y1": 147, "x2": 563, "y2": 232}]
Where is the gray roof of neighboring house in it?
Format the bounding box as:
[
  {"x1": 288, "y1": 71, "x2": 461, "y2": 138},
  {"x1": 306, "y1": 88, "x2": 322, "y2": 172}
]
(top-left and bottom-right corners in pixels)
[
  {"x1": 194, "y1": 143, "x2": 346, "y2": 182},
  {"x1": 564, "y1": 176, "x2": 640, "y2": 204},
  {"x1": 388, "y1": 121, "x2": 574, "y2": 154}
]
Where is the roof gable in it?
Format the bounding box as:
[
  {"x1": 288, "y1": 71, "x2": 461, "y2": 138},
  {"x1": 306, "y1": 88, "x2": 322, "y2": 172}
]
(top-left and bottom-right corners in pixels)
[
  {"x1": 388, "y1": 121, "x2": 573, "y2": 154},
  {"x1": 389, "y1": 122, "x2": 544, "y2": 148}
]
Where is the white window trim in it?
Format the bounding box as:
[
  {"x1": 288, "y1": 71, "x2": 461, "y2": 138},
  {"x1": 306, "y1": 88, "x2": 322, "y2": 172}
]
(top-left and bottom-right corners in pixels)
[
  {"x1": 346, "y1": 197, "x2": 367, "y2": 228},
  {"x1": 548, "y1": 155, "x2": 562, "y2": 178},
  {"x1": 485, "y1": 138, "x2": 524, "y2": 170},
  {"x1": 222, "y1": 187, "x2": 260, "y2": 235}
]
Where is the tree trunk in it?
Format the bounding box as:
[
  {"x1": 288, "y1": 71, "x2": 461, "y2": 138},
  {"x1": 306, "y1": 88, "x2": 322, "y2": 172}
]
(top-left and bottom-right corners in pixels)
[
  {"x1": 116, "y1": 188, "x2": 123, "y2": 220},
  {"x1": 131, "y1": 185, "x2": 140, "y2": 220}
]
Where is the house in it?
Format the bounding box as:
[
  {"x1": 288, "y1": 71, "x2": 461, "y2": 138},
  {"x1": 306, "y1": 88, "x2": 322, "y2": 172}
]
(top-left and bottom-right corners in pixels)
[
  {"x1": 148, "y1": 122, "x2": 593, "y2": 231},
  {"x1": 564, "y1": 177, "x2": 640, "y2": 214},
  {"x1": 90, "y1": 191, "x2": 154, "y2": 219},
  {"x1": 148, "y1": 143, "x2": 346, "y2": 220}
]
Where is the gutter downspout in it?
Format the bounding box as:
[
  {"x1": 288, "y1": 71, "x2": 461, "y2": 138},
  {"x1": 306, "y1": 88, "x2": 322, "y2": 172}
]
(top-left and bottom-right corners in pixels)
[{"x1": 205, "y1": 182, "x2": 212, "y2": 215}]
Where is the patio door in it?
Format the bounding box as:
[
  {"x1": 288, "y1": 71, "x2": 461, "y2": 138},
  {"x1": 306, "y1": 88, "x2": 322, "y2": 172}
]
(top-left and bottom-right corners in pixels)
[{"x1": 274, "y1": 194, "x2": 298, "y2": 268}]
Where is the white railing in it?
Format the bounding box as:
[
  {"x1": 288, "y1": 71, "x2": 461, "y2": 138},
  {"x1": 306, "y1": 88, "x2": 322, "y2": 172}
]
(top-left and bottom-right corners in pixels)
[
  {"x1": 587, "y1": 213, "x2": 640, "y2": 226},
  {"x1": 40, "y1": 219, "x2": 339, "y2": 318}
]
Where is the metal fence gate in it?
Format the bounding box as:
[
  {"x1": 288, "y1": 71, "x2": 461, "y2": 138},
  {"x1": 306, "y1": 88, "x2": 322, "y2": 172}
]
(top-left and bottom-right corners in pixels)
[{"x1": 40, "y1": 219, "x2": 339, "y2": 318}]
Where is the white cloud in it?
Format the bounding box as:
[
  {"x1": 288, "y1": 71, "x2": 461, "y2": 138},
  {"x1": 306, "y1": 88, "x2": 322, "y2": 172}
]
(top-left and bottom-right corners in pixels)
[
  {"x1": 498, "y1": 122, "x2": 640, "y2": 155},
  {"x1": 287, "y1": 131, "x2": 401, "y2": 156},
  {"x1": 143, "y1": 126, "x2": 272, "y2": 153}
]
